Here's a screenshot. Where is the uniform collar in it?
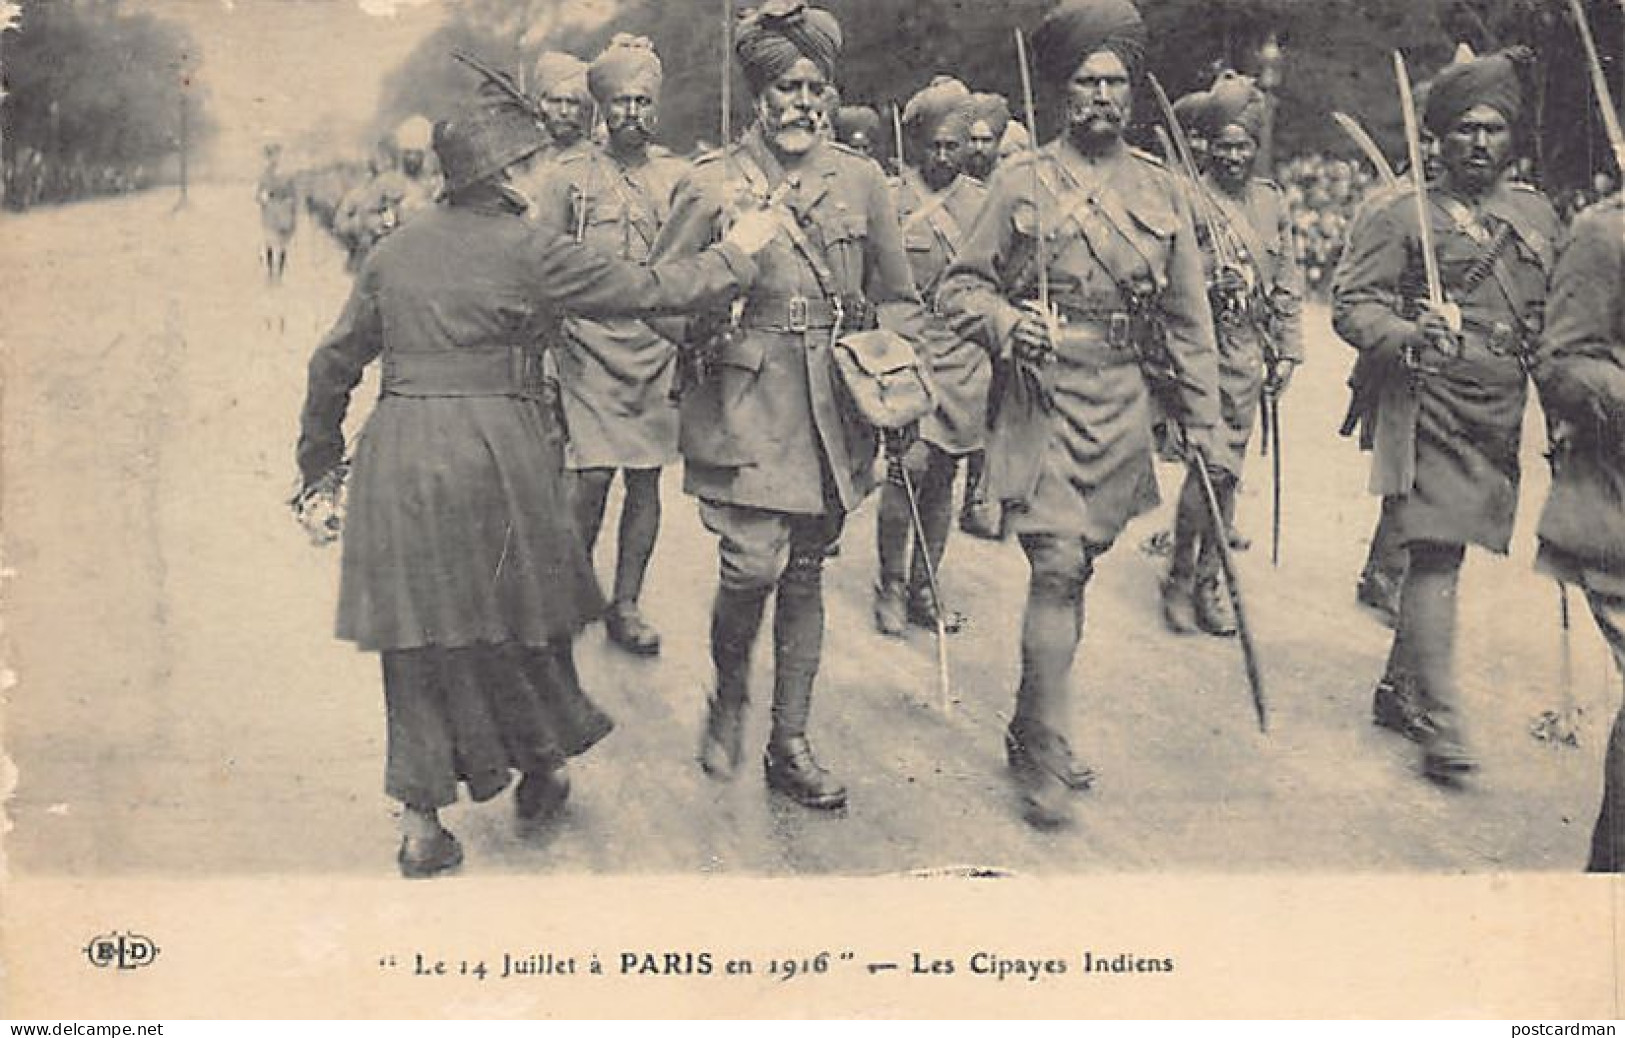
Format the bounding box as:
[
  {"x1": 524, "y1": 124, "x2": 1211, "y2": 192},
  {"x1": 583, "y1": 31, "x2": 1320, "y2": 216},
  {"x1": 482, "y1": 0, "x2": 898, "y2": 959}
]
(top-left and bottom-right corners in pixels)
[{"x1": 741, "y1": 122, "x2": 836, "y2": 209}]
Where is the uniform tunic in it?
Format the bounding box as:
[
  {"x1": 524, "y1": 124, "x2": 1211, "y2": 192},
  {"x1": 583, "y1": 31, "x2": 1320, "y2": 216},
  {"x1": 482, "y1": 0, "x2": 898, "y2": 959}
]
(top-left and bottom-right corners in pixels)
[
  {"x1": 531, "y1": 144, "x2": 689, "y2": 470},
  {"x1": 1332, "y1": 178, "x2": 1558, "y2": 552},
  {"x1": 938, "y1": 138, "x2": 1221, "y2": 545},
  {"x1": 257, "y1": 166, "x2": 299, "y2": 243},
  {"x1": 298, "y1": 195, "x2": 757, "y2": 651},
  {"x1": 1196, "y1": 173, "x2": 1304, "y2": 476},
  {"x1": 894, "y1": 167, "x2": 990, "y2": 454},
  {"x1": 1534, "y1": 195, "x2": 1625, "y2": 595},
  {"x1": 650, "y1": 126, "x2": 927, "y2": 516}
]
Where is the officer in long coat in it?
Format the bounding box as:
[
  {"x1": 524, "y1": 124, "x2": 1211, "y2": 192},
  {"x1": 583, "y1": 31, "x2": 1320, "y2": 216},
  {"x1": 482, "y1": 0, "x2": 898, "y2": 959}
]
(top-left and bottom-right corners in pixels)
[
  {"x1": 648, "y1": 0, "x2": 927, "y2": 810},
  {"x1": 295, "y1": 99, "x2": 776, "y2": 877},
  {"x1": 529, "y1": 35, "x2": 690, "y2": 656},
  {"x1": 1161, "y1": 73, "x2": 1304, "y2": 636},
  {"x1": 872, "y1": 76, "x2": 990, "y2": 636},
  {"x1": 938, "y1": 0, "x2": 1221, "y2": 828},
  {"x1": 1332, "y1": 47, "x2": 1559, "y2": 782},
  {"x1": 1531, "y1": 191, "x2": 1625, "y2": 870}
]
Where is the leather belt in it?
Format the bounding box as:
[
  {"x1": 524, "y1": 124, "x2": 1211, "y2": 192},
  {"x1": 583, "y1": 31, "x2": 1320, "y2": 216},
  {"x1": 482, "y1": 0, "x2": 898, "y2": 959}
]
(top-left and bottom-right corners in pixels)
[
  {"x1": 381, "y1": 346, "x2": 542, "y2": 398},
  {"x1": 1051, "y1": 305, "x2": 1137, "y2": 352},
  {"x1": 740, "y1": 293, "x2": 842, "y2": 333}
]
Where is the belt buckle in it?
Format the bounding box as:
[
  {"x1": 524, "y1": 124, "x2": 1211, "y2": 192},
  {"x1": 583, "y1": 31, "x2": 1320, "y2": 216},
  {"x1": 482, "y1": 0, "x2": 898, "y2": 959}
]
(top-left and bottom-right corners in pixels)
[
  {"x1": 787, "y1": 295, "x2": 810, "y2": 333},
  {"x1": 1108, "y1": 312, "x2": 1131, "y2": 347},
  {"x1": 1487, "y1": 321, "x2": 1512, "y2": 353}
]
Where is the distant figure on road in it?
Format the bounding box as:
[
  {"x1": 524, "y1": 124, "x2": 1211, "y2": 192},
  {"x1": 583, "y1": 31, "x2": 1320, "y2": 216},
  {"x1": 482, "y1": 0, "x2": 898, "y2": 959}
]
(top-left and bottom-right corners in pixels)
[
  {"x1": 295, "y1": 98, "x2": 775, "y2": 878},
  {"x1": 255, "y1": 142, "x2": 298, "y2": 285}
]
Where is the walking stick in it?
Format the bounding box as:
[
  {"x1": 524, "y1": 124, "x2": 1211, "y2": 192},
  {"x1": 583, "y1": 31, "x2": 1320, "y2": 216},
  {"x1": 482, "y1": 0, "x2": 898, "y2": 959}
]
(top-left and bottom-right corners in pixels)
[
  {"x1": 1191, "y1": 448, "x2": 1269, "y2": 732},
  {"x1": 897, "y1": 462, "x2": 952, "y2": 712},
  {"x1": 1269, "y1": 388, "x2": 1283, "y2": 567}
]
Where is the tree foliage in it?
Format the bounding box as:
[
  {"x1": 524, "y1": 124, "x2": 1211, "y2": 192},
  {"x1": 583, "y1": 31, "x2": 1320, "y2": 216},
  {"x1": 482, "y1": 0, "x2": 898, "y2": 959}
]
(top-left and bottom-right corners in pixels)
[
  {"x1": 374, "y1": 0, "x2": 1620, "y2": 189},
  {"x1": 2, "y1": 0, "x2": 213, "y2": 208}
]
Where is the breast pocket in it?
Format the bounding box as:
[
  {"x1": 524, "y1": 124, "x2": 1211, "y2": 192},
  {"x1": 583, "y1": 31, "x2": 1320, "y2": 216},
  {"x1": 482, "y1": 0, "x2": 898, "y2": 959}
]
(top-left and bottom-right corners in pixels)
[
  {"x1": 818, "y1": 211, "x2": 870, "y2": 288},
  {"x1": 1126, "y1": 201, "x2": 1178, "y2": 272}
]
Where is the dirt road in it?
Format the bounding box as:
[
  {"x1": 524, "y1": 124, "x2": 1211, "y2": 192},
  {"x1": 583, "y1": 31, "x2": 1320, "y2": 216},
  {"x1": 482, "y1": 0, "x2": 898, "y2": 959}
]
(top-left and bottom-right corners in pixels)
[{"x1": 3, "y1": 184, "x2": 1613, "y2": 878}]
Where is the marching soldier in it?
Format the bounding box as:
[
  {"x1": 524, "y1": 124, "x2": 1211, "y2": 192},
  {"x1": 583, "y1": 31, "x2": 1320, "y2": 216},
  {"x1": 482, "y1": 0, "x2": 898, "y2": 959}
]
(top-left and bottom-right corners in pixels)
[
  {"x1": 528, "y1": 35, "x2": 690, "y2": 656},
  {"x1": 649, "y1": 0, "x2": 927, "y2": 810},
  {"x1": 833, "y1": 105, "x2": 882, "y2": 159},
  {"x1": 938, "y1": 0, "x2": 1221, "y2": 827},
  {"x1": 295, "y1": 99, "x2": 777, "y2": 877},
  {"x1": 1161, "y1": 72, "x2": 1304, "y2": 636},
  {"x1": 534, "y1": 52, "x2": 595, "y2": 155},
  {"x1": 1332, "y1": 47, "x2": 1559, "y2": 782},
  {"x1": 334, "y1": 116, "x2": 439, "y2": 270},
  {"x1": 873, "y1": 76, "x2": 990, "y2": 636},
  {"x1": 1532, "y1": 189, "x2": 1625, "y2": 871},
  {"x1": 958, "y1": 92, "x2": 1013, "y2": 184},
  {"x1": 953, "y1": 90, "x2": 1016, "y2": 541},
  {"x1": 256, "y1": 142, "x2": 299, "y2": 285}
]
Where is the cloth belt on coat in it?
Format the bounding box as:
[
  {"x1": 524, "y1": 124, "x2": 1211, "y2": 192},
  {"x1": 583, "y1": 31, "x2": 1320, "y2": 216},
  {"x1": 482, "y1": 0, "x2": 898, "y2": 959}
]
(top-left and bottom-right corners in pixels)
[
  {"x1": 381, "y1": 346, "x2": 543, "y2": 398},
  {"x1": 739, "y1": 293, "x2": 842, "y2": 333},
  {"x1": 1048, "y1": 308, "x2": 1142, "y2": 372}
]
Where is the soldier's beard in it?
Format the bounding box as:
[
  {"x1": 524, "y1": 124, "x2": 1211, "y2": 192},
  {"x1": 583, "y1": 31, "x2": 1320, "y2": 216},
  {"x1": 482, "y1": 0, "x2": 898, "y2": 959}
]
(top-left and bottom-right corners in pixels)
[
  {"x1": 1066, "y1": 102, "x2": 1125, "y2": 153},
  {"x1": 766, "y1": 108, "x2": 820, "y2": 157},
  {"x1": 962, "y1": 149, "x2": 995, "y2": 180},
  {"x1": 607, "y1": 117, "x2": 654, "y2": 154}
]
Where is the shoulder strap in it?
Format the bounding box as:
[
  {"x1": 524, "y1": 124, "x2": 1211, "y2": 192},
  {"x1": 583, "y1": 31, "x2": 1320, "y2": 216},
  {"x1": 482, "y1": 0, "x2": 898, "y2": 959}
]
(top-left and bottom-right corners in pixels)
[{"x1": 1038, "y1": 159, "x2": 1160, "y2": 295}]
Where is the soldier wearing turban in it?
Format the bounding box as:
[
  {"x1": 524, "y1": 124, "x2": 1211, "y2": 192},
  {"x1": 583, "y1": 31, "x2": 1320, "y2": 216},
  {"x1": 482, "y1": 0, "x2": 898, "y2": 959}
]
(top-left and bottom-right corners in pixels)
[
  {"x1": 832, "y1": 105, "x2": 880, "y2": 158},
  {"x1": 872, "y1": 75, "x2": 990, "y2": 637},
  {"x1": 953, "y1": 92, "x2": 1012, "y2": 184},
  {"x1": 651, "y1": 0, "x2": 928, "y2": 811},
  {"x1": 1333, "y1": 44, "x2": 1558, "y2": 784},
  {"x1": 1159, "y1": 71, "x2": 1304, "y2": 638},
  {"x1": 525, "y1": 34, "x2": 691, "y2": 657},
  {"x1": 939, "y1": 0, "x2": 1221, "y2": 828},
  {"x1": 533, "y1": 51, "x2": 594, "y2": 152}
]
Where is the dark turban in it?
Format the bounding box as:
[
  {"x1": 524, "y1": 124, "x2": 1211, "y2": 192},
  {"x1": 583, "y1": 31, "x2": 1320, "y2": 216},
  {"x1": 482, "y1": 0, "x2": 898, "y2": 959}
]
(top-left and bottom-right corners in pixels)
[
  {"x1": 533, "y1": 51, "x2": 590, "y2": 101},
  {"x1": 944, "y1": 91, "x2": 1011, "y2": 141},
  {"x1": 736, "y1": 0, "x2": 843, "y2": 94},
  {"x1": 1170, "y1": 89, "x2": 1211, "y2": 139},
  {"x1": 833, "y1": 105, "x2": 880, "y2": 141},
  {"x1": 1031, "y1": 0, "x2": 1146, "y2": 85},
  {"x1": 1423, "y1": 46, "x2": 1531, "y2": 137},
  {"x1": 588, "y1": 34, "x2": 663, "y2": 104},
  {"x1": 902, "y1": 75, "x2": 973, "y2": 139},
  {"x1": 1200, "y1": 71, "x2": 1266, "y2": 141}
]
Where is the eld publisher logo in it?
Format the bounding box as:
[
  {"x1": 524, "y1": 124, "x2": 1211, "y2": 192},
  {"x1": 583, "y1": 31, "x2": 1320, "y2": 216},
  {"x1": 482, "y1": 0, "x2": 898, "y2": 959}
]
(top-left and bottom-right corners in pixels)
[{"x1": 83, "y1": 931, "x2": 160, "y2": 970}]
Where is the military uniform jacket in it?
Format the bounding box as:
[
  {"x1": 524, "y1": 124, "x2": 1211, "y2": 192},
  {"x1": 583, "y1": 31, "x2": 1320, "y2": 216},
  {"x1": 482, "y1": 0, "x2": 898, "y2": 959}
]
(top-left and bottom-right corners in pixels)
[
  {"x1": 649, "y1": 125, "x2": 927, "y2": 516},
  {"x1": 1196, "y1": 172, "x2": 1305, "y2": 475},
  {"x1": 531, "y1": 143, "x2": 690, "y2": 470},
  {"x1": 1332, "y1": 177, "x2": 1558, "y2": 552},
  {"x1": 297, "y1": 195, "x2": 758, "y2": 651},
  {"x1": 1535, "y1": 194, "x2": 1625, "y2": 593},
  {"x1": 894, "y1": 167, "x2": 990, "y2": 454},
  {"x1": 938, "y1": 138, "x2": 1221, "y2": 544}
]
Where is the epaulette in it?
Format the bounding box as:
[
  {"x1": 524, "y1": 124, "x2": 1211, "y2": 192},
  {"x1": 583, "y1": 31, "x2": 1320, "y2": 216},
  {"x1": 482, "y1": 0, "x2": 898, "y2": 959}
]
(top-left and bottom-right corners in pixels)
[
  {"x1": 649, "y1": 143, "x2": 675, "y2": 158},
  {"x1": 1509, "y1": 180, "x2": 1541, "y2": 194},
  {"x1": 555, "y1": 147, "x2": 590, "y2": 167},
  {"x1": 690, "y1": 145, "x2": 733, "y2": 168},
  {"x1": 826, "y1": 140, "x2": 864, "y2": 159}
]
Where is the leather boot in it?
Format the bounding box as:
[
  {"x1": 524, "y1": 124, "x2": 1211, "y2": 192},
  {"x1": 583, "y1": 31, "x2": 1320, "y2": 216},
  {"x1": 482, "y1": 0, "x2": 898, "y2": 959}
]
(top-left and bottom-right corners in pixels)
[
  {"x1": 764, "y1": 736, "x2": 847, "y2": 810},
  {"x1": 1164, "y1": 475, "x2": 1202, "y2": 634},
  {"x1": 873, "y1": 579, "x2": 907, "y2": 637},
  {"x1": 697, "y1": 585, "x2": 767, "y2": 782},
  {"x1": 515, "y1": 765, "x2": 571, "y2": 822},
  {"x1": 605, "y1": 601, "x2": 661, "y2": 656},
  {"x1": 1194, "y1": 573, "x2": 1237, "y2": 637},
  {"x1": 699, "y1": 694, "x2": 748, "y2": 780},
  {"x1": 907, "y1": 581, "x2": 966, "y2": 634},
  {"x1": 1005, "y1": 725, "x2": 1096, "y2": 791},
  {"x1": 1005, "y1": 720, "x2": 1078, "y2": 828},
  {"x1": 1161, "y1": 572, "x2": 1197, "y2": 634},
  {"x1": 1421, "y1": 709, "x2": 1477, "y2": 785},
  {"x1": 1371, "y1": 673, "x2": 1435, "y2": 743},
  {"x1": 766, "y1": 556, "x2": 846, "y2": 809}
]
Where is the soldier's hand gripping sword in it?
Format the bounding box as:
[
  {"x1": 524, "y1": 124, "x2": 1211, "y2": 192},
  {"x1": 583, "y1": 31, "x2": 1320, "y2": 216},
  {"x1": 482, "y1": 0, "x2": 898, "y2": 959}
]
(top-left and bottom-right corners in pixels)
[
  {"x1": 1014, "y1": 28, "x2": 1061, "y2": 385},
  {"x1": 1394, "y1": 52, "x2": 1459, "y2": 375},
  {"x1": 1189, "y1": 440, "x2": 1269, "y2": 732}
]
